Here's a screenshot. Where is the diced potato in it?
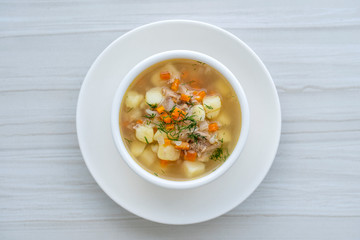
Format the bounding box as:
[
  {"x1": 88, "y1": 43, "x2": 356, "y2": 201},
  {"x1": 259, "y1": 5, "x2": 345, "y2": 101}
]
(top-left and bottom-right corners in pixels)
[
  {"x1": 139, "y1": 146, "x2": 156, "y2": 166},
  {"x1": 203, "y1": 95, "x2": 221, "y2": 112},
  {"x1": 150, "y1": 72, "x2": 163, "y2": 87},
  {"x1": 151, "y1": 64, "x2": 180, "y2": 86},
  {"x1": 128, "y1": 108, "x2": 142, "y2": 120},
  {"x1": 125, "y1": 91, "x2": 144, "y2": 108},
  {"x1": 203, "y1": 95, "x2": 221, "y2": 119},
  {"x1": 196, "y1": 65, "x2": 212, "y2": 76},
  {"x1": 157, "y1": 144, "x2": 180, "y2": 161},
  {"x1": 130, "y1": 140, "x2": 146, "y2": 157},
  {"x1": 190, "y1": 104, "x2": 205, "y2": 121},
  {"x1": 217, "y1": 129, "x2": 231, "y2": 143},
  {"x1": 150, "y1": 143, "x2": 159, "y2": 153},
  {"x1": 139, "y1": 101, "x2": 148, "y2": 109},
  {"x1": 145, "y1": 87, "x2": 164, "y2": 105},
  {"x1": 135, "y1": 125, "x2": 154, "y2": 143},
  {"x1": 217, "y1": 112, "x2": 231, "y2": 126},
  {"x1": 165, "y1": 63, "x2": 181, "y2": 78},
  {"x1": 161, "y1": 63, "x2": 180, "y2": 80},
  {"x1": 153, "y1": 130, "x2": 167, "y2": 142},
  {"x1": 206, "y1": 109, "x2": 220, "y2": 119},
  {"x1": 183, "y1": 161, "x2": 205, "y2": 178}
]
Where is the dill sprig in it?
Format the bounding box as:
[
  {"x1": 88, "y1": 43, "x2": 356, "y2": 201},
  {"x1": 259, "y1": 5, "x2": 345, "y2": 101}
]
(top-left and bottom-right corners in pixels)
[
  {"x1": 210, "y1": 145, "x2": 229, "y2": 161},
  {"x1": 186, "y1": 96, "x2": 194, "y2": 106},
  {"x1": 204, "y1": 104, "x2": 213, "y2": 110},
  {"x1": 146, "y1": 102, "x2": 158, "y2": 109},
  {"x1": 154, "y1": 113, "x2": 197, "y2": 141},
  {"x1": 188, "y1": 132, "x2": 206, "y2": 143},
  {"x1": 169, "y1": 104, "x2": 177, "y2": 113},
  {"x1": 144, "y1": 113, "x2": 156, "y2": 119}
]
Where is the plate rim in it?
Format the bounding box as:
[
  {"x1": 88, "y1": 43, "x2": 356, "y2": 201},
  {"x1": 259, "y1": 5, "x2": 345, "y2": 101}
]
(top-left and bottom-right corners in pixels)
[{"x1": 76, "y1": 19, "x2": 282, "y2": 225}]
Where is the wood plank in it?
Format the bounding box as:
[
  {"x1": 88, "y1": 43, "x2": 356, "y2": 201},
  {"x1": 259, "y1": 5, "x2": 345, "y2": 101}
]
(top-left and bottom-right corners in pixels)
[{"x1": 1, "y1": 0, "x2": 360, "y2": 238}]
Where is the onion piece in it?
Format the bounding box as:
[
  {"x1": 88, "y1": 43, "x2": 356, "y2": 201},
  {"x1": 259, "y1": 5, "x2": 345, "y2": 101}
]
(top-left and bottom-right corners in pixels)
[
  {"x1": 199, "y1": 121, "x2": 209, "y2": 131},
  {"x1": 158, "y1": 136, "x2": 164, "y2": 145}
]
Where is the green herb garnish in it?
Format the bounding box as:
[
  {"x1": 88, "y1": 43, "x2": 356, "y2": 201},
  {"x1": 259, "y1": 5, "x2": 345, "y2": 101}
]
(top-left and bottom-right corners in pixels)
[
  {"x1": 154, "y1": 113, "x2": 197, "y2": 141},
  {"x1": 169, "y1": 104, "x2": 177, "y2": 113},
  {"x1": 188, "y1": 132, "x2": 206, "y2": 143},
  {"x1": 154, "y1": 172, "x2": 158, "y2": 176},
  {"x1": 126, "y1": 107, "x2": 133, "y2": 113},
  {"x1": 210, "y1": 146, "x2": 229, "y2": 161},
  {"x1": 146, "y1": 102, "x2": 158, "y2": 109},
  {"x1": 186, "y1": 96, "x2": 194, "y2": 106},
  {"x1": 144, "y1": 136, "x2": 149, "y2": 144},
  {"x1": 204, "y1": 104, "x2": 213, "y2": 110},
  {"x1": 196, "y1": 61, "x2": 206, "y2": 65},
  {"x1": 144, "y1": 113, "x2": 156, "y2": 119}
]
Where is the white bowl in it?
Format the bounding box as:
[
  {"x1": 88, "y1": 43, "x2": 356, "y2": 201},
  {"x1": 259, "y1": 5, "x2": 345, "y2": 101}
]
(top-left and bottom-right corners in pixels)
[{"x1": 111, "y1": 50, "x2": 249, "y2": 189}]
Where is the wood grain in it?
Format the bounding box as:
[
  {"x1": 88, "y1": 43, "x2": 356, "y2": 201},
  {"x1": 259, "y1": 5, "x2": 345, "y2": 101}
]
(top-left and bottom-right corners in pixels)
[{"x1": 1, "y1": 0, "x2": 360, "y2": 239}]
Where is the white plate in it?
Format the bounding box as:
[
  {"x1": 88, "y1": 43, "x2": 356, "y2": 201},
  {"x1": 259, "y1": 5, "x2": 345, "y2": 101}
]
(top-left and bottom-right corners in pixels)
[{"x1": 76, "y1": 20, "x2": 281, "y2": 225}]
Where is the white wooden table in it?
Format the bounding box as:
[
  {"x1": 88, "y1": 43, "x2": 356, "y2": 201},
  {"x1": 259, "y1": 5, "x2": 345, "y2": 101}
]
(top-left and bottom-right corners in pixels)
[{"x1": 1, "y1": 1, "x2": 360, "y2": 239}]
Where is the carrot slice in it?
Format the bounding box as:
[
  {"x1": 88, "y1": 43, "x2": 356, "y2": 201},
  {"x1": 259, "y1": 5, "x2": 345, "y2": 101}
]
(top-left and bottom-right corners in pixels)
[
  {"x1": 171, "y1": 107, "x2": 186, "y2": 120},
  {"x1": 180, "y1": 94, "x2": 191, "y2": 102},
  {"x1": 164, "y1": 138, "x2": 171, "y2": 146},
  {"x1": 164, "y1": 117, "x2": 172, "y2": 124},
  {"x1": 208, "y1": 123, "x2": 219, "y2": 132},
  {"x1": 174, "y1": 142, "x2": 190, "y2": 150},
  {"x1": 171, "y1": 108, "x2": 181, "y2": 118},
  {"x1": 161, "y1": 113, "x2": 172, "y2": 123},
  {"x1": 184, "y1": 151, "x2": 197, "y2": 161},
  {"x1": 160, "y1": 160, "x2": 169, "y2": 168},
  {"x1": 136, "y1": 119, "x2": 143, "y2": 124},
  {"x1": 171, "y1": 78, "x2": 180, "y2": 91},
  {"x1": 194, "y1": 91, "x2": 206, "y2": 102},
  {"x1": 160, "y1": 71, "x2": 170, "y2": 80},
  {"x1": 156, "y1": 105, "x2": 165, "y2": 114}
]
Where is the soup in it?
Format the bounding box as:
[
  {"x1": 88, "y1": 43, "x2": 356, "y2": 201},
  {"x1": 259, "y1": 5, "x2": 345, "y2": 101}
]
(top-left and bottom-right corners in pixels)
[{"x1": 119, "y1": 59, "x2": 241, "y2": 180}]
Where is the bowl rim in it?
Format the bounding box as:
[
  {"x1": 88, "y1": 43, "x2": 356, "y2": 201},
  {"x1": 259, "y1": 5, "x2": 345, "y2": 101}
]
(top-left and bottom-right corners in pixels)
[{"x1": 111, "y1": 50, "x2": 250, "y2": 189}]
